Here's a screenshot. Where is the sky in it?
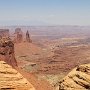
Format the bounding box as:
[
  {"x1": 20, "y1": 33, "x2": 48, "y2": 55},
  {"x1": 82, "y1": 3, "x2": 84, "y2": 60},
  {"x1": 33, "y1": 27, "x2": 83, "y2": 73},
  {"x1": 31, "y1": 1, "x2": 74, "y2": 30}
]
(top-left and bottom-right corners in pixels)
[{"x1": 0, "y1": 0, "x2": 90, "y2": 26}]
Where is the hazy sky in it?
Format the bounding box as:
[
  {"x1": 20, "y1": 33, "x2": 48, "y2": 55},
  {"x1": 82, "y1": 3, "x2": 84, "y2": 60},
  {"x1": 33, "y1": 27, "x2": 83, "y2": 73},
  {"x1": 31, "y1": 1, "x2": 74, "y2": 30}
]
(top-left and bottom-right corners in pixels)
[{"x1": 0, "y1": 0, "x2": 90, "y2": 25}]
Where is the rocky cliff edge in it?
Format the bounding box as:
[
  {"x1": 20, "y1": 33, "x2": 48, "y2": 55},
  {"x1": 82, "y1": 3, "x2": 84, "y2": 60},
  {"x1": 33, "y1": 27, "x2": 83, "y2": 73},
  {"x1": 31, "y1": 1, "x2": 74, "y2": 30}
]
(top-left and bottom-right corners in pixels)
[
  {"x1": 59, "y1": 64, "x2": 90, "y2": 90},
  {"x1": 0, "y1": 61, "x2": 35, "y2": 90}
]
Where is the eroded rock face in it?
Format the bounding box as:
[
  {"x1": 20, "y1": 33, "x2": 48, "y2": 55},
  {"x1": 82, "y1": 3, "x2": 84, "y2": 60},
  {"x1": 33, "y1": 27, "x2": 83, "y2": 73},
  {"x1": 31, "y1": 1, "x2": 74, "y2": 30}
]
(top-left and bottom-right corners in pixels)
[
  {"x1": 59, "y1": 64, "x2": 90, "y2": 90},
  {"x1": 0, "y1": 61, "x2": 35, "y2": 90},
  {"x1": 14, "y1": 28, "x2": 23, "y2": 43},
  {"x1": 0, "y1": 37, "x2": 17, "y2": 67},
  {"x1": 0, "y1": 29, "x2": 9, "y2": 38}
]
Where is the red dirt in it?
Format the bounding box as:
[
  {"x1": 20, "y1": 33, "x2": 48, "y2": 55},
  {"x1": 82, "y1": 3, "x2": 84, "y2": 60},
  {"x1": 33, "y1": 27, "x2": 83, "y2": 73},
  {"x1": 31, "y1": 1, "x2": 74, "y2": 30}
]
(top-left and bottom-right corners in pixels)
[{"x1": 15, "y1": 42, "x2": 54, "y2": 90}]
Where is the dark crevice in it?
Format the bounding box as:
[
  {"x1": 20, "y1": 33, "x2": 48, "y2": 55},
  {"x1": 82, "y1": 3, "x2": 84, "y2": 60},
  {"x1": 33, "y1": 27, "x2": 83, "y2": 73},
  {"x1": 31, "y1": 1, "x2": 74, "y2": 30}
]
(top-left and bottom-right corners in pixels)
[{"x1": 0, "y1": 88, "x2": 15, "y2": 90}]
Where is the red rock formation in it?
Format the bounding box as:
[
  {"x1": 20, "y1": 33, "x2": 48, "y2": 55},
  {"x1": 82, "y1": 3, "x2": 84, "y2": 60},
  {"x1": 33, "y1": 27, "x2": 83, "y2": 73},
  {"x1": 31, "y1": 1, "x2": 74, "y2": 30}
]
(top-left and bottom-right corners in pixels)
[
  {"x1": 0, "y1": 37, "x2": 17, "y2": 67},
  {"x1": 16, "y1": 33, "x2": 23, "y2": 43},
  {"x1": 26, "y1": 30, "x2": 32, "y2": 43},
  {"x1": 14, "y1": 28, "x2": 23, "y2": 43},
  {"x1": 0, "y1": 29, "x2": 9, "y2": 38},
  {"x1": 15, "y1": 28, "x2": 22, "y2": 34}
]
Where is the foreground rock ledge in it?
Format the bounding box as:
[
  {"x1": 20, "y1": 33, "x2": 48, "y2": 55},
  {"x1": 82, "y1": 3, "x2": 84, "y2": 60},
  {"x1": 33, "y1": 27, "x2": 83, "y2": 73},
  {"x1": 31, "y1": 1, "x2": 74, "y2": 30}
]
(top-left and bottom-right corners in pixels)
[
  {"x1": 0, "y1": 61, "x2": 35, "y2": 90},
  {"x1": 59, "y1": 64, "x2": 90, "y2": 90}
]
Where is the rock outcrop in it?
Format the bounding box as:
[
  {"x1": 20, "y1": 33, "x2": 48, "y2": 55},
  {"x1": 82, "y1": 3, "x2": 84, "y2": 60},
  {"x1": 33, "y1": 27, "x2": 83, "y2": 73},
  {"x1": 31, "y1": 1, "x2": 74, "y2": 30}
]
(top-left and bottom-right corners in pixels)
[
  {"x1": 26, "y1": 30, "x2": 32, "y2": 43},
  {"x1": 15, "y1": 28, "x2": 22, "y2": 34},
  {"x1": 14, "y1": 28, "x2": 23, "y2": 43},
  {"x1": 13, "y1": 28, "x2": 32, "y2": 43},
  {"x1": 59, "y1": 64, "x2": 90, "y2": 90},
  {"x1": 0, "y1": 61, "x2": 35, "y2": 90},
  {"x1": 0, "y1": 29, "x2": 9, "y2": 38},
  {"x1": 0, "y1": 37, "x2": 17, "y2": 67},
  {"x1": 16, "y1": 33, "x2": 23, "y2": 43}
]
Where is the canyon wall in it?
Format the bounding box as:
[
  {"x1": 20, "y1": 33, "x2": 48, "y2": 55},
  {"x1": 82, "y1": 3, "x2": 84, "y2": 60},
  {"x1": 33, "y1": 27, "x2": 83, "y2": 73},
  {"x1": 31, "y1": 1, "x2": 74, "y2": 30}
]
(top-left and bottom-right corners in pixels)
[{"x1": 0, "y1": 37, "x2": 17, "y2": 67}]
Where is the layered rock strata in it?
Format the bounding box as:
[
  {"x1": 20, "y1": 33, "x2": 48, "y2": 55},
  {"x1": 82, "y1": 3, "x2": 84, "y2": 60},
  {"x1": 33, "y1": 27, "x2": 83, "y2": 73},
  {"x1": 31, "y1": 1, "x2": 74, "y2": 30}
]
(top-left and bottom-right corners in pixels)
[
  {"x1": 0, "y1": 61, "x2": 35, "y2": 90},
  {"x1": 59, "y1": 64, "x2": 90, "y2": 90}
]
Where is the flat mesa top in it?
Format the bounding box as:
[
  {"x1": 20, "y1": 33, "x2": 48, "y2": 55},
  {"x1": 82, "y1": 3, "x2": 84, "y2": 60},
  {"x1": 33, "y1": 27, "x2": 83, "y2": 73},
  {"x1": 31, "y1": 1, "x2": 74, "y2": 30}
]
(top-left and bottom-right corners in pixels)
[{"x1": 0, "y1": 29, "x2": 9, "y2": 31}]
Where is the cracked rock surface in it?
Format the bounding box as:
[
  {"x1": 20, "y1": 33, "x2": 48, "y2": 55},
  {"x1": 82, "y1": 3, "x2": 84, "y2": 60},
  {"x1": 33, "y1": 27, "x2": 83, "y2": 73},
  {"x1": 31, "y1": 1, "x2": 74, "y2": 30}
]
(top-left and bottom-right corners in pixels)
[{"x1": 59, "y1": 64, "x2": 90, "y2": 90}]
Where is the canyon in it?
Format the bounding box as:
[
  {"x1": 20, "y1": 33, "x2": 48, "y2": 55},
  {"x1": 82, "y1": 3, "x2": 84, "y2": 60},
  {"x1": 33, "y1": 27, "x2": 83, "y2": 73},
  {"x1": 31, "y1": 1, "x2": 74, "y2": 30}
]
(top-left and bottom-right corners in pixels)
[
  {"x1": 0, "y1": 26, "x2": 90, "y2": 90},
  {"x1": 0, "y1": 28, "x2": 54, "y2": 90}
]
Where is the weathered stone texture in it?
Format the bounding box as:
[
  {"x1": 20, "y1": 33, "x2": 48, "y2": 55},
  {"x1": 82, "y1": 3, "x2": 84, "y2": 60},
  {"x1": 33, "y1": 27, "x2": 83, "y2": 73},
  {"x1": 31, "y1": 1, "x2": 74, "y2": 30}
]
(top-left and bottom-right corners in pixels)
[
  {"x1": 0, "y1": 37, "x2": 17, "y2": 67},
  {"x1": 59, "y1": 64, "x2": 90, "y2": 90},
  {"x1": 0, "y1": 61, "x2": 35, "y2": 90}
]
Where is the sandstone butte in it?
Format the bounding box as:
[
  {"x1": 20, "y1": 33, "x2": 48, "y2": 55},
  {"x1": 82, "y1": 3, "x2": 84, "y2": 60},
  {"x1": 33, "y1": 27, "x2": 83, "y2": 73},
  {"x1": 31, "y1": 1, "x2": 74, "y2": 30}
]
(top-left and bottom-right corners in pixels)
[
  {"x1": 0, "y1": 61, "x2": 35, "y2": 90},
  {"x1": 59, "y1": 64, "x2": 90, "y2": 90}
]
